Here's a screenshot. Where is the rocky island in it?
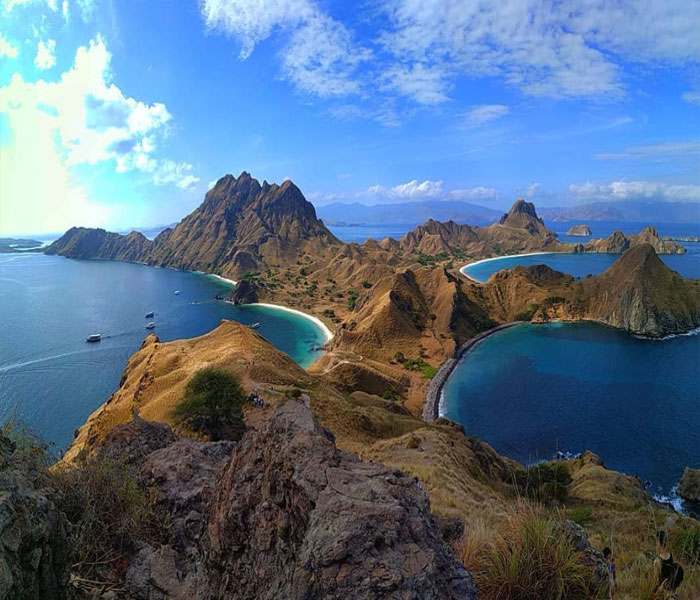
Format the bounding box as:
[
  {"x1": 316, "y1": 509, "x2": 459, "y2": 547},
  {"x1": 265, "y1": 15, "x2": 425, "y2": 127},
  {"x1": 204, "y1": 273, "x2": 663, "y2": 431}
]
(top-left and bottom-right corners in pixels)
[{"x1": 566, "y1": 224, "x2": 592, "y2": 236}]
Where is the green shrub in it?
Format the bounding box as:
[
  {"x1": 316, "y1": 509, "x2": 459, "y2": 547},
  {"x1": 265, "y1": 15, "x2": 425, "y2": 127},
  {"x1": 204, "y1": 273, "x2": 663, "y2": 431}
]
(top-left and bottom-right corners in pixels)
[
  {"x1": 505, "y1": 462, "x2": 572, "y2": 504},
  {"x1": 422, "y1": 364, "x2": 438, "y2": 379},
  {"x1": 473, "y1": 507, "x2": 594, "y2": 600},
  {"x1": 172, "y1": 368, "x2": 245, "y2": 431},
  {"x1": 347, "y1": 290, "x2": 360, "y2": 311},
  {"x1": 515, "y1": 303, "x2": 540, "y2": 321},
  {"x1": 361, "y1": 280, "x2": 373, "y2": 289},
  {"x1": 380, "y1": 390, "x2": 403, "y2": 402},
  {"x1": 567, "y1": 505, "x2": 593, "y2": 526},
  {"x1": 544, "y1": 296, "x2": 566, "y2": 305}
]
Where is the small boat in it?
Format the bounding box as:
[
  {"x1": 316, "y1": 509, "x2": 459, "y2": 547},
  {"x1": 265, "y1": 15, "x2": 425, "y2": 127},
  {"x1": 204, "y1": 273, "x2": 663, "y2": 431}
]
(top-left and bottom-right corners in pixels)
[
  {"x1": 250, "y1": 322, "x2": 261, "y2": 329},
  {"x1": 86, "y1": 334, "x2": 101, "y2": 343},
  {"x1": 146, "y1": 322, "x2": 156, "y2": 330},
  {"x1": 145, "y1": 311, "x2": 154, "y2": 318},
  {"x1": 174, "y1": 290, "x2": 180, "y2": 295}
]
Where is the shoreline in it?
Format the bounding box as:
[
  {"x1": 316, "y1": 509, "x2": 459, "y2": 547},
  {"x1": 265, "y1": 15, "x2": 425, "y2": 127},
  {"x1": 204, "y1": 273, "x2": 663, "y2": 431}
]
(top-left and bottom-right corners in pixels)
[
  {"x1": 248, "y1": 302, "x2": 334, "y2": 343},
  {"x1": 459, "y1": 252, "x2": 553, "y2": 283},
  {"x1": 422, "y1": 322, "x2": 522, "y2": 422}
]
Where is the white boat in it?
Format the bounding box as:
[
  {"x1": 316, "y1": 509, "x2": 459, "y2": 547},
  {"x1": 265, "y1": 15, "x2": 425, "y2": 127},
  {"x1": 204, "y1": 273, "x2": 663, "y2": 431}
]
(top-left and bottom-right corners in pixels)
[
  {"x1": 145, "y1": 311, "x2": 154, "y2": 318},
  {"x1": 86, "y1": 334, "x2": 101, "y2": 343},
  {"x1": 174, "y1": 290, "x2": 180, "y2": 295},
  {"x1": 146, "y1": 322, "x2": 155, "y2": 330},
  {"x1": 250, "y1": 322, "x2": 261, "y2": 329}
]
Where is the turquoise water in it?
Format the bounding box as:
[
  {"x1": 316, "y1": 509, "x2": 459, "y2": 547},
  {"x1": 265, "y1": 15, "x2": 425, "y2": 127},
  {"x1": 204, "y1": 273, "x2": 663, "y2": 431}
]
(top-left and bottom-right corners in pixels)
[
  {"x1": 442, "y1": 323, "x2": 700, "y2": 495},
  {"x1": 462, "y1": 243, "x2": 700, "y2": 282},
  {"x1": 0, "y1": 254, "x2": 325, "y2": 451}
]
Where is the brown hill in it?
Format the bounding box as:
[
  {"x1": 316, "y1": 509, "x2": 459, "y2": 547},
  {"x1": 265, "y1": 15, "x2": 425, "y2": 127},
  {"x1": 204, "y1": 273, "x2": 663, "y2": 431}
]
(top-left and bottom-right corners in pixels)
[
  {"x1": 45, "y1": 227, "x2": 151, "y2": 261},
  {"x1": 582, "y1": 226, "x2": 685, "y2": 254},
  {"x1": 577, "y1": 243, "x2": 700, "y2": 336}
]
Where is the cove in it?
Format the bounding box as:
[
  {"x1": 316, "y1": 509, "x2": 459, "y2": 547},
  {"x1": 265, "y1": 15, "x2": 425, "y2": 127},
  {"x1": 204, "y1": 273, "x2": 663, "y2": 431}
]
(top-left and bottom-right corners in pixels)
[
  {"x1": 441, "y1": 322, "x2": 700, "y2": 496},
  {"x1": 461, "y1": 243, "x2": 700, "y2": 283},
  {"x1": 0, "y1": 253, "x2": 327, "y2": 451}
]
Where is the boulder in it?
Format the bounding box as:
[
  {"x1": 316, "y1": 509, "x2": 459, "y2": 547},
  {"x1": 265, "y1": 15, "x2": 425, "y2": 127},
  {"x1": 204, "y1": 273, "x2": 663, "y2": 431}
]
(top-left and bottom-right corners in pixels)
[
  {"x1": 226, "y1": 279, "x2": 259, "y2": 305},
  {"x1": 95, "y1": 413, "x2": 176, "y2": 466}
]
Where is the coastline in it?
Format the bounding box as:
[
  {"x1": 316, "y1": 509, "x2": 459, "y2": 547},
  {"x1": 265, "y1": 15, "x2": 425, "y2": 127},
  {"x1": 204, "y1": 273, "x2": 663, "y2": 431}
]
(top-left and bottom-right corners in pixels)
[
  {"x1": 459, "y1": 252, "x2": 553, "y2": 283},
  {"x1": 249, "y1": 302, "x2": 334, "y2": 343},
  {"x1": 422, "y1": 322, "x2": 522, "y2": 422}
]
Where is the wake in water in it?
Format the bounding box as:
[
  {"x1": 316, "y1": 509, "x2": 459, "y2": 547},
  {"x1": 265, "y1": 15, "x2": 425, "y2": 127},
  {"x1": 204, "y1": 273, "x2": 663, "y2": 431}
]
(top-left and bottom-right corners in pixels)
[{"x1": 0, "y1": 346, "x2": 132, "y2": 373}]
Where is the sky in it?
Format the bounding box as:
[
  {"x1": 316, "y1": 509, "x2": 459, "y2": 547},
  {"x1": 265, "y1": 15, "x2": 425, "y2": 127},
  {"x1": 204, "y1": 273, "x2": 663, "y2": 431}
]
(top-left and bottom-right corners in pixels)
[{"x1": 0, "y1": 0, "x2": 699, "y2": 236}]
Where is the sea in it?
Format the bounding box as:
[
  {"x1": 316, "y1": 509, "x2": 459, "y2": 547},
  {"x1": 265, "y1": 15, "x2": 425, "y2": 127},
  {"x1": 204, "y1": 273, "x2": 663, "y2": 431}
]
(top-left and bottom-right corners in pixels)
[
  {"x1": 441, "y1": 322, "x2": 700, "y2": 503},
  {"x1": 0, "y1": 253, "x2": 326, "y2": 452}
]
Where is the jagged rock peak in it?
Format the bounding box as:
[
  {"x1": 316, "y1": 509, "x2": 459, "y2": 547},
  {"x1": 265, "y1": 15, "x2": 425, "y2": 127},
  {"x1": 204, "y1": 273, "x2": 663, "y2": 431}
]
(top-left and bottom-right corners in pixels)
[{"x1": 500, "y1": 198, "x2": 542, "y2": 224}]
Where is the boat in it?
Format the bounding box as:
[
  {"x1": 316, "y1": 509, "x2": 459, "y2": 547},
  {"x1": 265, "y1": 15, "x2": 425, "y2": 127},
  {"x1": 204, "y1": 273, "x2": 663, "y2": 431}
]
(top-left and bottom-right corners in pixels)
[
  {"x1": 145, "y1": 311, "x2": 154, "y2": 318},
  {"x1": 146, "y1": 322, "x2": 155, "y2": 330},
  {"x1": 174, "y1": 290, "x2": 180, "y2": 295},
  {"x1": 86, "y1": 334, "x2": 101, "y2": 343},
  {"x1": 250, "y1": 322, "x2": 261, "y2": 329}
]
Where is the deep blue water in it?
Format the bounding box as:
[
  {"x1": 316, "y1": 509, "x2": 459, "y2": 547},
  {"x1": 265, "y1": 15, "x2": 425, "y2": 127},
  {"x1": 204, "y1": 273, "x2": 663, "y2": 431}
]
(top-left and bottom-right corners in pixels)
[
  {"x1": 328, "y1": 219, "x2": 700, "y2": 246},
  {"x1": 0, "y1": 254, "x2": 325, "y2": 451},
  {"x1": 463, "y1": 242, "x2": 700, "y2": 282},
  {"x1": 442, "y1": 323, "x2": 700, "y2": 495}
]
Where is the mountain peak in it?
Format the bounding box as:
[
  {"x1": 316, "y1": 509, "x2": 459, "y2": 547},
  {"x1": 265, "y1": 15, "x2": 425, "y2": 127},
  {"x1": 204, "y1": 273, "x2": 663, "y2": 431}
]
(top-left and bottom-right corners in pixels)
[{"x1": 498, "y1": 198, "x2": 550, "y2": 236}]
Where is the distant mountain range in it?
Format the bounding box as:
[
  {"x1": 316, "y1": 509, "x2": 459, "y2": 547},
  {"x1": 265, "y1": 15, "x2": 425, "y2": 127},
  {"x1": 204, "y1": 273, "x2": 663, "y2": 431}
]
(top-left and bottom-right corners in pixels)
[
  {"x1": 316, "y1": 200, "x2": 502, "y2": 226},
  {"x1": 539, "y1": 201, "x2": 700, "y2": 224},
  {"x1": 316, "y1": 199, "x2": 700, "y2": 226}
]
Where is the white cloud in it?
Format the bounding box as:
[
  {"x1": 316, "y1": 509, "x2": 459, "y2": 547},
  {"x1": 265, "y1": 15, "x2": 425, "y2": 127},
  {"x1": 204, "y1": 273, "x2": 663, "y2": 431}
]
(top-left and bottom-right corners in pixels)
[
  {"x1": 380, "y1": 63, "x2": 449, "y2": 105},
  {"x1": 61, "y1": 0, "x2": 68, "y2": 20},
  {"x1": 368, "y1": 179, "x2": 444, "y2": 199},
  {"x1": 450, "y1": 186, "x2": 498, "y2": 201},
  {"x1": 593, "y1": 141, "x2": 699, "y2": 161},
  {"x1": 200, "y1": 0, "x2": 368, "y2": 97},
  {"x1": 0, "y1": 33, "x2": 18, "y2": 58},
  {"x1": 34, "y1": 38, "x2": 56, "y2": 69},
  {"x1": 0, "y1": 36, "x2": 198, "y2": 234},
  {"x1": 461, "y1": 104, "x2": 509, "y2": 128},
  {"x1": 569, "y1": 180, "x2": 700, "y2": 202},
  {"x1": 682, "y1": 91, "x2": 700, "y2": 105}
]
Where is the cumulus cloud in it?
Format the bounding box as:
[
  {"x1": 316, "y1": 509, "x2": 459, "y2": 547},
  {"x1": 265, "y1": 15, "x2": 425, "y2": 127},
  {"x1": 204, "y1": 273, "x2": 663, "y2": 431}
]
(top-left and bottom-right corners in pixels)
[
  {"x1": 450, "y1": 187, "x2": 498, "y2": 201},
  {"x1": 368, "y1": 179, "x2": 444, "y2": 199},
  {"x1": 0, "y1": 33, "x2": 18, "y2": 58},
  {"x1": 34, "y1": 38, "x2": 56, "y2": 69},
  {"x1": 461, "y1": 104, "x2": 509, "y2": 128},
  {"x1": 0, "y1": 36, "x2": 198, "y2": 234},
  {"x1": 569, "y1": 180, "x2": 700, "y2": 202}
]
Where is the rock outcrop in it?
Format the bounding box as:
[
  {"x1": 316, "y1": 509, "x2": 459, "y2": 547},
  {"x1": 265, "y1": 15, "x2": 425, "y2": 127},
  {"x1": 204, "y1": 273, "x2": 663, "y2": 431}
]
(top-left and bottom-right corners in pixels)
[
  {"x1": 204, "y1": 400, "x2": 476, "y2": 599},
  {"x1": 566, "y1": 224, "x2": 591, "y2": 236},
  {"x1": 226, "y1": 279, "x2": 259, "y2": 304},
  {"x1": 45, "y1": 227, "x2": 151, "y2": 261},
  {"x1": 678, "y1": 467, "x2": 700, "y2": 503},
  {"x1": 96, "y1": 402, "x2": 477, "y2": 600},
  {"x1": 499, "y1": 198, "x2": 551, "y2": 237},
  {"x1": 0, "y1": 436, "x2": 71, "y2": 599},
  {"x1": 582, "y1": 226, "x2": 685, "y2": 255}
]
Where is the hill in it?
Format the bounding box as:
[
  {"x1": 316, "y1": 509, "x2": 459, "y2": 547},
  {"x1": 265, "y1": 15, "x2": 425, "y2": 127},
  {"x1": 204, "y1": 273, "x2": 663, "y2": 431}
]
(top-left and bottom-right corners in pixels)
[{"x1": 540, "y1": 200, "x2": 700, "y2": 223}]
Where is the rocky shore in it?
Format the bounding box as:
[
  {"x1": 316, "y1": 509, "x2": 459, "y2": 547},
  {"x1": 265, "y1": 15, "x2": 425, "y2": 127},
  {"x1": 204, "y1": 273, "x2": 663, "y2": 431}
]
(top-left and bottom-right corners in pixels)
[{"x1": 422, "y1": 322, "x2": 522, "y2": 422}]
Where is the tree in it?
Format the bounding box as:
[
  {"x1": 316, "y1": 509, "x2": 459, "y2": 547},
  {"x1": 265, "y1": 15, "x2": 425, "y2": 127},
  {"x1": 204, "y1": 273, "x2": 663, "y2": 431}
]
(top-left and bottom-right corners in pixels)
[{"x1": 172, "y1": 368, "x2": 245, "y2": 429}]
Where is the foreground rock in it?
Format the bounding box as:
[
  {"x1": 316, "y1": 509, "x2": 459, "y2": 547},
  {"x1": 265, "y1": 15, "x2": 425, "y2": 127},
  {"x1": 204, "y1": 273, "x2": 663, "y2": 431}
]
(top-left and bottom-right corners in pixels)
[
  {"x1": 113, "y1": 401, "x2": 477, "y2": 599},
  {"x1": 0, "y1": 435, "x2": 70, "y2": 599},
  {"x1": 678, "y1": 467, "x2": 700, "y2": 503},
  {"x1": 204, "y1": 400, "x2": 475, "y2": 599}
]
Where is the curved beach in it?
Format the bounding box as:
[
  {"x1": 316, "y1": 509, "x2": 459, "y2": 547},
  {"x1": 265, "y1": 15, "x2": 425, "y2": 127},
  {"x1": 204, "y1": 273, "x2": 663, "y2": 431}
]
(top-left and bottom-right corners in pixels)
[
  {"x1": 253, "y1": 302, "x2": 334, "y2": 343},
  {"x1": 459, "y1": 252, "x2": 553, "y2": 283}
]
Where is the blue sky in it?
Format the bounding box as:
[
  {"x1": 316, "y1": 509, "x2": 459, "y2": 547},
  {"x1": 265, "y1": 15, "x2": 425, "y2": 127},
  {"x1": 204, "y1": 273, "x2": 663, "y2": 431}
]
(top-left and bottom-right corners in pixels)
[{"x1": 1, "y1": 0, "x2": 699, "y2": 235}]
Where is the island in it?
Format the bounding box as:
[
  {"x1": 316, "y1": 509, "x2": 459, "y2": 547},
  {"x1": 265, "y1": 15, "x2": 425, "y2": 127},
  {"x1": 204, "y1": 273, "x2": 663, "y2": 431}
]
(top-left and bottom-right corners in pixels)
[
  {"x1": 0, "y1": 237, "x2": 44, "y2": 252},
  {"x1": 566, "y1": 224, "x2": 592, "y2": 236}
]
